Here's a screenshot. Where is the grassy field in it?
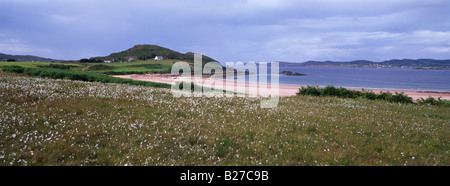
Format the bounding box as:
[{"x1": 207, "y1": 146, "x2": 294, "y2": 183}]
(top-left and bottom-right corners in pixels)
[
  {"x1": 0, "y1": 60, "x2": 179, "y2": 75},
  {"x1": 83, "y1": 60, "x2": 178, "y2": 74},
  {"x1": 0, "y1": 71, "x2": 448, "y2": 166},
  {"x1": 0, "y1": 62, "x2": 82, "y2": 69}
]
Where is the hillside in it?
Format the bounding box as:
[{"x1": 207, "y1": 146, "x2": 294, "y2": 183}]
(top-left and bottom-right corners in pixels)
[
  {"x1": 0, "y1": 53, "x2": 62, "y2": 62},
  {"x1": 94, "y1": 44, "x2": 218, "y2": 64},
  {"x1": 280, "y1": 59, "x2": 450, "y2": 69}
]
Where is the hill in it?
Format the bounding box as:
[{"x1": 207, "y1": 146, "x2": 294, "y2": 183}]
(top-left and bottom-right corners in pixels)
[
  {"x1": 94, "y1": 44, "x2": 218, "y2": 64},
  {"x1": 280, "y1": 59, "x2": 450, "y2": 69},
  {"x1": 0, "y1": 53, "x2": 62, "y2": 62}
]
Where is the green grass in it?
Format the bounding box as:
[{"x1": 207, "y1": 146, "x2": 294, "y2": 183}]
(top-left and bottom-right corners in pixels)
[
  {"x1": 1, "y1": 65, "x2": 171, "y2": 88},
  {"x1": 0, "y1": 60, "x2": 180, "y2": 80},
  {"x1": 1, "y1": 60, "x2": 178, "y2": 75},
  {"x1": 0, "y1": 60, "x2": 226, "y2": 76},
  {"x1": 0, "y1": 71, "x2": 448, "y2": 166},
  {"x1": 0, "y1": 62, "x2": 82, "y2": 69},
  {"x1": 84, "y1": 60, "x2": 176, "y2": 74}
]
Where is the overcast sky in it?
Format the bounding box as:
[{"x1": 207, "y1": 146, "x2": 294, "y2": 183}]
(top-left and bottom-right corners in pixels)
[{"x1": 0, "y1": 0, "x2": 449, "y2": 63}]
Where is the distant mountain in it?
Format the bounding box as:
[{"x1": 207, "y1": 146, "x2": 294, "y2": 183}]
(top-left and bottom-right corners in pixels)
[
  {"x1": 0, "y1": 53, "x2": 62, "y2": 62},
  {"x1": 279, "y1": 59, "x2": 450, "y2": 69},
  {"x1": 93, "y1": 44, "x2": 218, "y2": 64}
]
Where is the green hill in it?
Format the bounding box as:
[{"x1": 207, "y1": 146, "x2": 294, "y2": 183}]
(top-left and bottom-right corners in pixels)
[{"x1": 94, "y1": 44, "x2": 217, "y2": 64}]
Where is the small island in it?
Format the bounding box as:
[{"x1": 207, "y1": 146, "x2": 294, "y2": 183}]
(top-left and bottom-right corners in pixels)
[{"x1": 280, "y1": 71, "x2": 306, "y2": 76}]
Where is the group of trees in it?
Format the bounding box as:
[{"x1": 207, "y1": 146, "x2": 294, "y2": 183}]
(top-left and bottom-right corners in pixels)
[
  {"x1": 79, "y1": 58, "x2": 103, "y2": 63},
  {"x1": 138, "y1": 55, "x2": 157, "y2": 60},
  {"x1": 1, "y1": 59, "x2": 17, "y2": 62}
]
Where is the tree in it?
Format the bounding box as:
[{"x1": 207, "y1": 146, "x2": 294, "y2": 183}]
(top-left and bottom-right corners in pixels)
[
  {"x1": 80, "y1": 58, "x2": 90, "y2": 63},
  {"x1": 7, "y1": 59, "x2": 16, "y2": 62},
  {"x1": 80, "y1": 58, "x2": 103, "y2": 63}
]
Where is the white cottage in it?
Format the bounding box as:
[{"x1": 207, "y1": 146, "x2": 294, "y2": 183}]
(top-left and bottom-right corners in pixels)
[
  {"x1": 104, "y1": 59, "x2": 114, "y2": 63},
  {"x1": 154, "y1": 56, "x2": 163, "y2": 60}
]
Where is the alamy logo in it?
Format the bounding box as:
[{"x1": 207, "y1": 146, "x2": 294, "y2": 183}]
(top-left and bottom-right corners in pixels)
[{"x1": 170, "y1": 54, "x2": 279, "y2": 108}]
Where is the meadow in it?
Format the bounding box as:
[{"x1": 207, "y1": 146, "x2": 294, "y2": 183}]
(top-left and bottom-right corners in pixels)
[
  {"x1": 0, "y1": 60, "x2": 177, "y2": 75},
  {"x1": 84, "y1": 60, "x2": 176, "y2": 75},
  {"x1": 1, "y1": 65, "x2": 171, "y2": 88},
  {"x1": 0, "y1": 60, "x2": 178, "y2": 88},
  {"x1": 0, "y1": 62, "x2": 83, "y2": 69},
  {"x1": 0, "y1": 70, "x2": 448, "y2": 166}
]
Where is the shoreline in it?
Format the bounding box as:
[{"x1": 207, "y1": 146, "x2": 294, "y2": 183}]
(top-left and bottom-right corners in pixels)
[{"x1": 114, "y1": 74, "x2": 450, "y2": 100}]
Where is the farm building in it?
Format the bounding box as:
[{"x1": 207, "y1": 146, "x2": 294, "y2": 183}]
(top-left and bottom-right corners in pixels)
[{"x1": 104, "y1": 59, "x2": 114, "y2": 63}]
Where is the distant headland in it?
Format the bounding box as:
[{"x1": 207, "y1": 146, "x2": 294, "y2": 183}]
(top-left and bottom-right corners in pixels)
[{"x1": 279, "y1": 59, "x2": 450, "y2": 70}]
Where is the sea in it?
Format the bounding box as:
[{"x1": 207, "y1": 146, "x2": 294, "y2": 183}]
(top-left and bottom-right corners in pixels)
[{"x1": 235, "y1": 67, "x2": 450, "y2": 92}]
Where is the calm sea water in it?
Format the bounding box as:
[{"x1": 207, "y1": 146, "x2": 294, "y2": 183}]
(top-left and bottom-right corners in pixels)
[{"x1": 237, "y1": 67, "x2": 450, "y2": 92}]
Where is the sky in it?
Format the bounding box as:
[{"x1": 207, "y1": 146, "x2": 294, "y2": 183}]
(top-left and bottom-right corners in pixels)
[{"x1": 0, "y1": 0, "x2": 449, "y2": 63}]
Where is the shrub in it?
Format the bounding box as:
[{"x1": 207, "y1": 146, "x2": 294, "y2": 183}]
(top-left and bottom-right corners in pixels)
[
  {"x1": 297, "y1": 85, "x2": 321, "y2": 96},
  {"x1": 418, "y1": 97, "x2": 450, "y2": 107},
  {"x1": 87, "y1": 64, "x2": 115, "y2": 71},
  {"x1": 1, "y1": 65, "x2": 25, "y2": 73},
  {"x1": 321, "y1": 85, "x2": 338, "y2": 96},
  {"x1": 376, "y1": 91, "x2": 393, "y2": 101},
  {"x1": 297, "y1": 85, "x2": 416, "y2": 105},
  {"x1": 392, "y1": 92, "x2": 413, "y2": 104},
  {"x1": 337, "y1": 87, "x2": 363, "y2": 98},
  {"x1": 363, "y1": 91, "x2": 377, "y2": 100}
]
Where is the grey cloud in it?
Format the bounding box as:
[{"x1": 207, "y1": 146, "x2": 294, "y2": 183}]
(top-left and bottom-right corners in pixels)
[{"x1": 0, "y1": 0, "x2": 448, "y2": 62}]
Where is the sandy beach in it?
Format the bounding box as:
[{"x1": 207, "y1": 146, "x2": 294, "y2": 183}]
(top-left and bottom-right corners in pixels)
[{"x1": 114, "y1": 74, "x2": 450, "y2": 100}]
